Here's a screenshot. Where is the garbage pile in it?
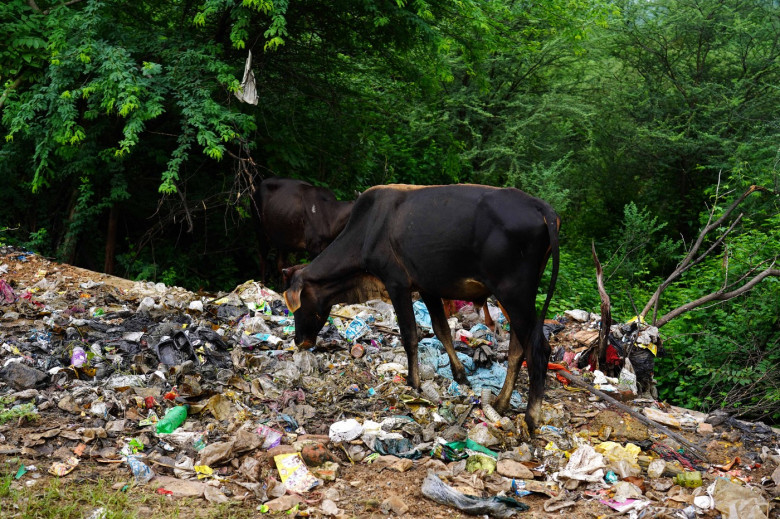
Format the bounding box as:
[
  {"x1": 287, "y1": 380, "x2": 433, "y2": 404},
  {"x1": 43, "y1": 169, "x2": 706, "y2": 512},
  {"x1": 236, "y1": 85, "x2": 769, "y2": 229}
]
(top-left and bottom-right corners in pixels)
[{"x1": 1, "y1": 247, "x2": 779, "y2": 518}]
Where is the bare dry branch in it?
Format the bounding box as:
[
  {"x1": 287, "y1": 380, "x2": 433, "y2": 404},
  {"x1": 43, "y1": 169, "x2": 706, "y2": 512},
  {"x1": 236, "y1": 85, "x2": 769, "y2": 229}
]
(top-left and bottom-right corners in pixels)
[
  {"x1": 592, "y1": 241, "x2": 611, "y2": 369},
  {"x1": 655, "y1": 266, "x2": 780, "y2": 328},
  {"x1": 176, "y1": 184, "x2": 194, "y2": 234},
  {"x1": 641, "y1": 182, "x2": 766, "y2": 322},
  {"x1": 28, "y1": 0, "x2": 86, "y2": 14},
  {"x1": 690, "y1": 214, "x2": 742, "y2": 270},
  {"x1": 43, "y1": 0, "x2": 85, "y2": 14}
]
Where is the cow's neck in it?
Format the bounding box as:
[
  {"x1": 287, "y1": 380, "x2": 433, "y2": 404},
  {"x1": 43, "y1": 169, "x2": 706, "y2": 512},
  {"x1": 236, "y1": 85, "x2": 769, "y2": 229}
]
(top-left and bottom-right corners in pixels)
[
  {"x1": 331, "y1": 201, "x2": 354, "y2": 235},
  {"x1": 319, "y1": 273, "x2": 389, "y2": 308},
  {"x1": 304, "y1": 230, "x2": 388, "y2": 307}
]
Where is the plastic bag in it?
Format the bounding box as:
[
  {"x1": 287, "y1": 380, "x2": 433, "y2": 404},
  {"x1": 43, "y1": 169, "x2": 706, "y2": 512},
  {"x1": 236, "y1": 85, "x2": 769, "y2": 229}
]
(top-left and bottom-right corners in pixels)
[
  {"x1": 421, "y1": 472, "x2": 528, "y2": 517},
  {"x1": 343, "y1": 316, "x2": 371, "y2": 342},
  {"x1": 329, "y1": 419, "x2": 363, "y2": 442},
  {"x1": 374, "y1": 437, "x2": 422, "y2": 459},
  {"x1": 558, "y1": 444, "x2": 606, "y2": 483},
  {"x1": 617, "y1": 357, "x2": 638, "y2": 394},
  {"x1": 413, "y1": 300, "x2": 432, "y2": 330},
  {"x1": 256, "y1": 425, "x2": 283, "y2": 449},
  {"x1": 274, "y1": 453, "x2": 321, "y2": 493},
  {"x1": 594, "y1": 441, "x2": 641, "y2": 471},
  {"x1": 712, "y1": 478, "x2": 769, "y2": 519}
]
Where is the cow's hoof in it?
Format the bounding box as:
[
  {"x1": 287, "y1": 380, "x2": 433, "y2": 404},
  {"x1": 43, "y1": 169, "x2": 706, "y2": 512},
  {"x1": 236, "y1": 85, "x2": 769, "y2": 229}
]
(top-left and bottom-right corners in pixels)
[
  {"x1": 523, "y1": 415, "x2": 538, "y2": 436},
  {"x1": 492, "y1": 397, "x2": 510, "y2": 415},
  {"x1": 452, "y1": 370, "x2": 469, "y2": 385}
]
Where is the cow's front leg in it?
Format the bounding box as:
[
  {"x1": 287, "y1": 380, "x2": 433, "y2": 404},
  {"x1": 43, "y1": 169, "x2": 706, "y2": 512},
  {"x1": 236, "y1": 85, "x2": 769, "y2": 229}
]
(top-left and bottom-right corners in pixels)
[
  {"x1": 422, "y1": 294, "x2": 468, "y2": 385},
  {"x1": 388, "y1": 288, "x2": 421, "y2": 390}
]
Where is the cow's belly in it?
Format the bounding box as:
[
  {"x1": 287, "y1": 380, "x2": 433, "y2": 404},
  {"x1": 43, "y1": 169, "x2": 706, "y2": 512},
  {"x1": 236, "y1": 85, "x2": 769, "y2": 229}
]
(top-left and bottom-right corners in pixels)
[{"x1": 426, "y1": 278, "x2": 491, "y2": 302}]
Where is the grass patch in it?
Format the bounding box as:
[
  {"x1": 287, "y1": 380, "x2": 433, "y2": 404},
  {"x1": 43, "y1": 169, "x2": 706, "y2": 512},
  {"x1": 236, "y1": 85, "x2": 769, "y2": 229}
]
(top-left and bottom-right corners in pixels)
[
  {"x1": 0, "y1": 474, "x2": 260, "y2": 519},
  {"x1": 0, "y1": 402, "x2": 39, "y2": 425},
  {"x1": 0, "y1": 477, "x2": 139, "y2": 519}
]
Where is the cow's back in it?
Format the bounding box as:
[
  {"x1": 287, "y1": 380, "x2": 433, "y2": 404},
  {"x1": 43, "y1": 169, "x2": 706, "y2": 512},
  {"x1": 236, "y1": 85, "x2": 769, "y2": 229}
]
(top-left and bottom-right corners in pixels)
[
  {"x1": 259, "y1": 178, "x2": 310, "y2": 251},
  {"x1": 351, "y1": 184, "x2": 555, "y2": 296},
  {"x1": 258, "y1": 177, "x2": 353, "y2": 255}
]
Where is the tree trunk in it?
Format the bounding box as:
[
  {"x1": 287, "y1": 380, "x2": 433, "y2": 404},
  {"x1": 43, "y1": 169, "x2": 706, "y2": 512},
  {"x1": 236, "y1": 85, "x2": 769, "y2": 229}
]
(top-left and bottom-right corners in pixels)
[
  {"x1": 57, "y1": 188, "x2": 80, "y2": 265},
  {"x1": 103, "y1": 204, "x2": 118, "y2": 275}
]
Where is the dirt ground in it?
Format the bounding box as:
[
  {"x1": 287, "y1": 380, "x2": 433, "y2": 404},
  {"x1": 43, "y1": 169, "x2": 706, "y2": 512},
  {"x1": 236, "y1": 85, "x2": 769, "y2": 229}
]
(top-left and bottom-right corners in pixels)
[{"x1": 1, "y1": 248, "x2": 779, "y2": 518}]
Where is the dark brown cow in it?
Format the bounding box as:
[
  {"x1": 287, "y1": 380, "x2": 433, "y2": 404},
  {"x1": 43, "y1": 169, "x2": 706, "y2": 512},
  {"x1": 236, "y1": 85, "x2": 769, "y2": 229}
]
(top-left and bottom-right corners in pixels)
[
  {"x1": 253, "y1": 177, "x2": 354, "y2": 282},
  {"x1": 283, "y1": 184, "x2": 560, "y2": 431}
]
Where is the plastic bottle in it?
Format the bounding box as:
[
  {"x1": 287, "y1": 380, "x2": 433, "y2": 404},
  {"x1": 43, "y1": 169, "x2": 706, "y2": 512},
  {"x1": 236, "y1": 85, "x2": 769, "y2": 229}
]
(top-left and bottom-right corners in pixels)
[
  {"x1": 673, "y1": 470, "x2": 703, "y2": 488},
  {"x1": 156, "y1": 404, "x2": 189, "y2": 434},
  {"x1": 421, "y1": 380, "x2": 441, "y2": 402}
]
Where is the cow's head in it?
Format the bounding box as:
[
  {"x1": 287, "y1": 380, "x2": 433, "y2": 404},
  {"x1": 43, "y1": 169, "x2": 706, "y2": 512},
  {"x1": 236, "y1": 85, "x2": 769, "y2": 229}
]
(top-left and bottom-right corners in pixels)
[{"x1": 282, "y1": 266, "x2": 329, "y2": 349}]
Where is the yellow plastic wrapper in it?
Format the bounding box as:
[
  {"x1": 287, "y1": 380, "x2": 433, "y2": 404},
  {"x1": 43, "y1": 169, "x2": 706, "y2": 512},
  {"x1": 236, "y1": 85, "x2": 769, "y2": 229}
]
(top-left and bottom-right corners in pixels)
[
  {"x1": 594, "y1": 441, "x2": 641, "y2": 470},
  {"x1": 194, "y1": 464, "x2": 214, "y2": 479},
  {"x1": 49, "y1": 456, "x2": 79, "y2": 476},
  {"x1": 274, "y1": 453, "x2": 320, "y2": 493}
]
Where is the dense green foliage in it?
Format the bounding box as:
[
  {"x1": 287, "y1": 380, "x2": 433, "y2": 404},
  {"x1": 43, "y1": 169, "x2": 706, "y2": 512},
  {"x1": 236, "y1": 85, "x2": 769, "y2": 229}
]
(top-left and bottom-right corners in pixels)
[{"x1": 1, "y1": 0, "x2": 778, "y2": 420}]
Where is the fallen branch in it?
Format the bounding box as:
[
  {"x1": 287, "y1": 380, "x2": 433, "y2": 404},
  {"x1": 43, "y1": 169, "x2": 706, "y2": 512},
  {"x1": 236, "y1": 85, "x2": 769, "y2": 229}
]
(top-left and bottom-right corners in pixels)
[{"x1": 555, "y1": 370, "x2": 709, "y2": 462}]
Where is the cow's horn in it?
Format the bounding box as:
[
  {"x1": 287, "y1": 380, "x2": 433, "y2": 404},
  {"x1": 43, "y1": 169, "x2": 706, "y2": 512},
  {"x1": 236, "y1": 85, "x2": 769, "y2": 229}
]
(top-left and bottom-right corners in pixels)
[{"x1": 283, "y1": 289, "x2": 301, "y2": 313}]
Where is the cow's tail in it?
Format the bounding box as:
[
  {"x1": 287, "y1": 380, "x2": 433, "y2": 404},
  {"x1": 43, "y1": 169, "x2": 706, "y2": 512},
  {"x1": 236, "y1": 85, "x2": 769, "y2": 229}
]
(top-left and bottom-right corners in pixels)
[
  {"x1": 539, "y1": 206, "x2": 561, "y2": 323},
  {"x1": 523, "y1": 203, "x2": 561, "y2": 429}
]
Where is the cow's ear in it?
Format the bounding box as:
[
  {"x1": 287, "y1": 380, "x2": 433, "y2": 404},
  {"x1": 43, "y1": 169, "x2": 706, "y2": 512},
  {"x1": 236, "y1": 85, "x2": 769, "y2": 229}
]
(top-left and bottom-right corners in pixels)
[{"x1": 283, "y1": 288, "x2": 301, "y2": 313}]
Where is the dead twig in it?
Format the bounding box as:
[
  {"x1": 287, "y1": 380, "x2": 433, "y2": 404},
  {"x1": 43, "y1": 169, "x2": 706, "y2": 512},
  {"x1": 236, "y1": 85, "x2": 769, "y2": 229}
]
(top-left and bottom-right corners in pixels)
[
  {"x1": 592, "y1": 241, "x2": 611, "y2": 370},
  {"x1": 640, "y1": 177, "x2": 771, "y2": 326}
]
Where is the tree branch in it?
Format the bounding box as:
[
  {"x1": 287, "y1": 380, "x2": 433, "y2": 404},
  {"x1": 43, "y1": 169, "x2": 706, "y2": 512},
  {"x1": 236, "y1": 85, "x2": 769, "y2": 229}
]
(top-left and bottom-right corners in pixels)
[
  {"x1": 655, "y1": 266, "x2": 780, "y2": 328},
  {"x1": 641, "y1": 181, "x2": 765, "y2": 322},
  {"x1": 29, "y1": 0, "x2": 86, "y2": 15},
  {"x1": 0, "y1": 76, "x2": 24, "y2": 111},
  {"x1": 592, "y1": 241, "x2": 611, "y2": 369}
]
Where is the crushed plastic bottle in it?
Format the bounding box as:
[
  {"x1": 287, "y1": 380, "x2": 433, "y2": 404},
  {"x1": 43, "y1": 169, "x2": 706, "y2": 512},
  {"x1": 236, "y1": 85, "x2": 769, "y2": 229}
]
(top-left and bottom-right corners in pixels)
[
  {"x1": 156, "y1": 405, "x2": 189, "y2": 434},
  {"x1": 126, "y1": 455, "x2": 155, "y2": 483},
  {"x1": 421, "y1": 380, "x2": 441, "y2": 402},
  {"x1": 344, "y1": 317, "x2": 370, "y2": 343}
]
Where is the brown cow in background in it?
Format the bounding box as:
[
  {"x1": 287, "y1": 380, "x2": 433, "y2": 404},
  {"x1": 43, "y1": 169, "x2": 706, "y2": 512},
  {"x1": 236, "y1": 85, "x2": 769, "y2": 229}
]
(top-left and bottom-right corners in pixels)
[{"x1": 253, "y1": 177, "x2": 354, "y2": 283}]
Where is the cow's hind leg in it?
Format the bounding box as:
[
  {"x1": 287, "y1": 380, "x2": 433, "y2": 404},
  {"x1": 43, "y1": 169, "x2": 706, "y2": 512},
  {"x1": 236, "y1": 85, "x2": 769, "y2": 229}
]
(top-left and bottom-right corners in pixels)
[
  {"x1": 387, "y1": 286, "x2": 422, "y2": 390},
  {"x1": 421, "y1": 294, "x2": 468, "y2": 384},
  {"x1": 493, "y1": 301, "x2": 549, "y2": 433},
  {"x1": 522, "y1": 319, "x2": 550, "y2": 432}
]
